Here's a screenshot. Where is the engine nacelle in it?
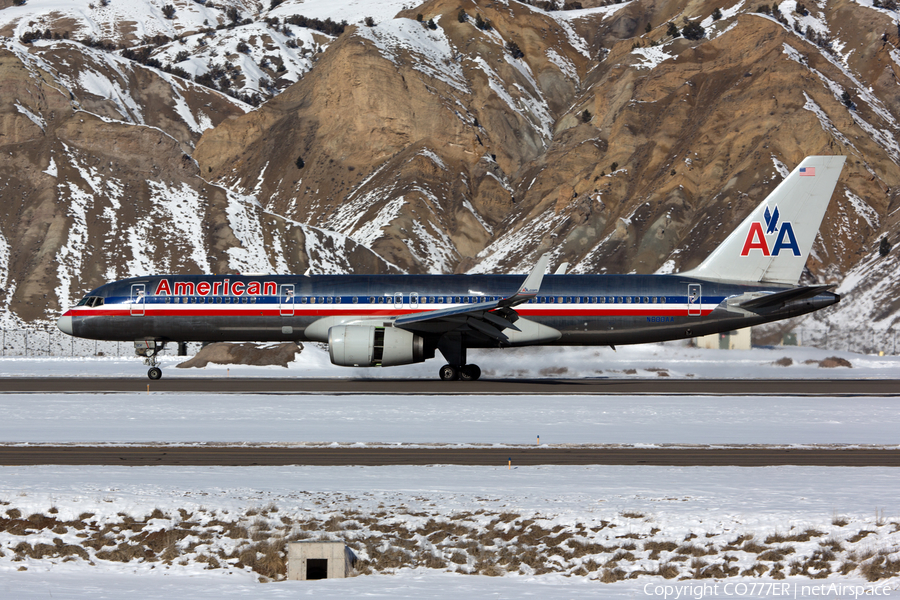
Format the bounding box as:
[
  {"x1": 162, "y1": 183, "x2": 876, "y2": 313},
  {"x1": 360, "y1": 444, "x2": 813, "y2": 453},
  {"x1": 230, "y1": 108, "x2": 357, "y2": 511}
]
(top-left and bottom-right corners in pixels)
[{"x1": 328, "y1": 325, "x2": 426, "y2": 367}]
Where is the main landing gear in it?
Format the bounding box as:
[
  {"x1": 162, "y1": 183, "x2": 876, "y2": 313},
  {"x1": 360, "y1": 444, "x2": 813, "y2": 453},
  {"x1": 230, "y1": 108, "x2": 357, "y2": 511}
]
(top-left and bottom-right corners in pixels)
[
  {"x1": 135, "y1": 340, "x2": 166, "y2": 380},
  {"x1": 439, "y1": 364, "x2": 481, "y2": 381},
  {"x1": 437, "y1": 335, "x2": 480, "y2": 381}
]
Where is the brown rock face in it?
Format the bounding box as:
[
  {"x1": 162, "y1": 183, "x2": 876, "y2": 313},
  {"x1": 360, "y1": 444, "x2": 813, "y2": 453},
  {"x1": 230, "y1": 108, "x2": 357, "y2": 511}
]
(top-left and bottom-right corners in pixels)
[
  {"x1": 195, "y1": 0, "x2": 900, "y2": 286},
  {"x1": 0, "y1": 39, "x2": 394, "y2": 323},
  {"x1": 4, "y1": 0, "x2": 900, "y2": 334}
]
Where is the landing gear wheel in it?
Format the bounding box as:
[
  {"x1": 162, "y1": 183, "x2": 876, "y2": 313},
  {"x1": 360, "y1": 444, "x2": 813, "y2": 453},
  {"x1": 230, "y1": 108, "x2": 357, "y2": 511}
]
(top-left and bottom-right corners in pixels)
[
  {"x1": 459, "y1": 364, "x2": 481, "y2": 381},
  {"x1": 439, "y1": 364, "x2": 459, "y2": 381},
  {"x1": 148, "y1": 367, "x2": 162, "y2": 380}
]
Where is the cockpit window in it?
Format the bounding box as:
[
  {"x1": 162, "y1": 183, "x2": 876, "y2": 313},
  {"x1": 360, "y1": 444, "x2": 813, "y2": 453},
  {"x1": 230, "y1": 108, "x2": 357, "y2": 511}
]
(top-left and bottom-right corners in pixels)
[{"x1": 77, "y1": 296, "x2": 105, "y2": 307}]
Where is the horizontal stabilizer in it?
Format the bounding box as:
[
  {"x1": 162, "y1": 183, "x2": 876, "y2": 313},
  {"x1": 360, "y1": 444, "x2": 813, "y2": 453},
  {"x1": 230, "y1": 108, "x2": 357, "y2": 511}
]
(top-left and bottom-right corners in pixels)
[{"x1": 737, "y1": 285, "x2": 834, "y2": 311}]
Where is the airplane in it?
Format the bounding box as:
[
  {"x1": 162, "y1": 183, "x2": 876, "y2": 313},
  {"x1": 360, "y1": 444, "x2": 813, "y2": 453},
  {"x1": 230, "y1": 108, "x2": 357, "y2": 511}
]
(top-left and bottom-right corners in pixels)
[{"x1": 57, "y1": 155, "x2": 846, "y2": 381}]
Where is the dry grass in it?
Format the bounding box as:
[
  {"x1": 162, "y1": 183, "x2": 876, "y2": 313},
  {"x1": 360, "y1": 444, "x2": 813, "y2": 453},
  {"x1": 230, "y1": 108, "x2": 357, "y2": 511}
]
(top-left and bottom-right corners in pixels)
[
  {"x1": 676, "y1": 543, "x2": 709, "y2": 557},
  {"x1": 848, "y1": 530, "x2": 875, "y2": 543},
  {"x1": 538, "y1": 366, "x2": 569, "y2": 376},
  {"x1": 723, "y1": 534, "x2": 753, "y2": 550},
  {"x1": 644, "y1": 540, "x2": 678, "y2": 559},
  {"x1": 820, "y1": 356, "x2": 852, "y2": 368},
  {"x1": 600, "y1": 567, "x2": 626, "y2": 582},
  {"x1": 758, "y1": 547, "x2": 794, "y2": 561},
  {"x1": 860, "y1": 554, "x2": 900, "y2": 581},
  {"x1": 741, "y1": 563, "x2": 769, "y2": 577},
  {"x1": 839, "y1": 560, "x2": 858, "y2": 575},
  {"x1": 832, "y1": 514, "x2": 849, "y2": 527},
  {"x1": 656, "y1": 563, "x2": 680, "y2": 579},
  {"x1": 773, "y1": 357, "x2": 793, "y2": 367},
  {"x1": 765, "y1": 529, "x2": 824, "y2": 543},
  {"x1": 2, "y1": 504, "x2": 897, "y2": 584}
]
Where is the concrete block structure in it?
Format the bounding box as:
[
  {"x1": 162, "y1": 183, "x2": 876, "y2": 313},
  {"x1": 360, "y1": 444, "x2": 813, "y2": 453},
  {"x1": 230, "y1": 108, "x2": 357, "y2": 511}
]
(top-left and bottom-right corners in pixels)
[
  {"x1": 286, "y1": 541, "x2": 355, "y2": 580},
  {"x1": 695, "y1": 328, "x2": 751, "y2": 350}
]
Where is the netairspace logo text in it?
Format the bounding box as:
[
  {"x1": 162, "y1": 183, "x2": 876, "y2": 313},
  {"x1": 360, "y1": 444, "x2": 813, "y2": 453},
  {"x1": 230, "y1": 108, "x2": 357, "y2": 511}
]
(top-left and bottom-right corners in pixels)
[{"x1": 643, "y1": 582, "x2": 895, "y2": 599}]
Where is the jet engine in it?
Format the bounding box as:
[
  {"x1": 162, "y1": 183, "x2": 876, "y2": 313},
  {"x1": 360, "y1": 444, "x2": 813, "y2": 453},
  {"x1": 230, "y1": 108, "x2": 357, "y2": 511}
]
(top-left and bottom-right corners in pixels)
[{"x1": 328, "y1": 325, "x2": 426, "y2": 367}]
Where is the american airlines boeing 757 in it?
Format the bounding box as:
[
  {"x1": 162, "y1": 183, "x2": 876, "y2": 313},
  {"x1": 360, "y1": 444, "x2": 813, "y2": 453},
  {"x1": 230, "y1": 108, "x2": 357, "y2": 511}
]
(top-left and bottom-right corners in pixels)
[{"x1": 57, "y1": 156, "x2": 846, "y2": 380}]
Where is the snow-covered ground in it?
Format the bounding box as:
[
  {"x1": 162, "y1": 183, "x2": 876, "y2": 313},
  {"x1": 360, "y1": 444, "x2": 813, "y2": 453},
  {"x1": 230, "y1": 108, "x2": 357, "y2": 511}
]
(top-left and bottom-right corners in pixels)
[
  {"x1": 2, "y1": 342, "x2": 898, "y2": 379},
  {"x1": 1, "y1": 466, "x2": 898, "y2": 598},
  {"x1": 0, "y1": 391, "x2": 898, "y2": 447},
  {"x1": 1, "y1": 344, "x2": 898, "y2": 597}
]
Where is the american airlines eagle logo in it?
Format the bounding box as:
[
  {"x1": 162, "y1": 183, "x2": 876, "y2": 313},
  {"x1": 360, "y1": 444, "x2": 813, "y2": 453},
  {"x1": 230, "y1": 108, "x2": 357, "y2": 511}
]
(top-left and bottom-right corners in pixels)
[{"x1": 740, "y1": 205, "x2": 801, "y2": 257}]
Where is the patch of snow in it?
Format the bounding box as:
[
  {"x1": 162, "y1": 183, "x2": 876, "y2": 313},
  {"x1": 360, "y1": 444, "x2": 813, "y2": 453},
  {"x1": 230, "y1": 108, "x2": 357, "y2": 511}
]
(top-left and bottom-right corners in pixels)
[
  {"x1": 801, "y1": 91, "x2": 856, "y2": 151},
  {"x1": 546, "y1": 48, "x2": 578, "y2": 82},
  {"x1": 630, "y1": 46, "x2": 675, "y2": 70},
  {"x1": 269, "y1": 0, "x2": 409, "y2": 26},
  {"x1": 223, "y1": 190, "x2": 275, "y2": 274},
  {"x1": 14, "y1": 101, "x2": 45, "y2": 130},
  {"x1": 0, "y1": 226, "x2": 9, "y2": 294},
  {"x1": 843, "y1": 189, "x2": 879, "y2": 230},
  {"x1": 42, "y1": 157, "x2": 57, "y2": 178},
  {"x1": 771, "y1": 155, "x2": 789, "y2": 178},
  {"x1": 345, "y1": 194, "x2": 407, "y2": 248},
  {"x1": 654, "y1": 259, "x2": 677, "y2": 275},
  {"x1": 147, "y1": 181, "x2": 211, "y2": 273},
  {"x1": 417, "y1": 148, "x2": 446, "y2": 170},
  {"x1": 462, "y1": 199, "x2": 492, "y2": 235},
  {"x1": 700, "y1": 0, "x2": 746, "y2": 29},
  {"x1": 355, "y1": 17, "x2": 467, "y2": 90}
]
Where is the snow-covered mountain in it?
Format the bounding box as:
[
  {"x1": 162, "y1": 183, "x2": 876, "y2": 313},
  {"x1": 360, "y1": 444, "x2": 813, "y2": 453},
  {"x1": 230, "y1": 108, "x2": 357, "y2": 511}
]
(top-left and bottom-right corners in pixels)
[{"x1": 1, "y1": 0, "x2": 899, "y2": 342}]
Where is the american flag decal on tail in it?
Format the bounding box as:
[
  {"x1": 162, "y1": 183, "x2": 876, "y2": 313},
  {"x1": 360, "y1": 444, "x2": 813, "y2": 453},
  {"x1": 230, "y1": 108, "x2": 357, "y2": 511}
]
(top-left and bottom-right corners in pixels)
[{"x1": 799, "y1": 167, "x2": 816, "y2": 176}]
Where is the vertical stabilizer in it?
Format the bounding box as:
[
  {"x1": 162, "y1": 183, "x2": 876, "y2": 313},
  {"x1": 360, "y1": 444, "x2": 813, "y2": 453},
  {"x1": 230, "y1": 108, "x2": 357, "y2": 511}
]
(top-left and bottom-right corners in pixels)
[{"x1": 683, "y1": 155, "x2": 845, "y2": 284}]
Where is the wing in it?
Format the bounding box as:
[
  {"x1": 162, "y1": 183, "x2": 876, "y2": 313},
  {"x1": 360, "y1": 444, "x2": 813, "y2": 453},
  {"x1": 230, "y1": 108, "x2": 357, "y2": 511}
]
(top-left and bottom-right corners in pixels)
[{"x1": 392, "y1": 254, "x2": 552, "y2": 343}]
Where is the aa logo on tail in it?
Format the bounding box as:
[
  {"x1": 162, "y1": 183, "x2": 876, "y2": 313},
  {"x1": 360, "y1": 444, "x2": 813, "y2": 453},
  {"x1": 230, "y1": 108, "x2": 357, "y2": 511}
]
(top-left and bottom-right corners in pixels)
[{"x1": 740, "y1": 205, "x2": 800, "y2": 257}]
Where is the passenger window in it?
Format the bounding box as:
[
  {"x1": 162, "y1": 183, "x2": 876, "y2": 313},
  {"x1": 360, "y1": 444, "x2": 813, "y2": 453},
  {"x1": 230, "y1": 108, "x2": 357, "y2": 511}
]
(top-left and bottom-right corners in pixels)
[
  {"x1": 353, "y1": 297, "x2": 358, "y2": 304},
  {"x1": 251, "y1": 297, "x2": 257, "y2": 303}
]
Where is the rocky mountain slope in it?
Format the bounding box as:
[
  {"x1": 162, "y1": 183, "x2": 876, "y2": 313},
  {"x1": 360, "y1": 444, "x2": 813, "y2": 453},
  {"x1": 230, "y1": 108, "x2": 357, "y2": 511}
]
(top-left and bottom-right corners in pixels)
[{"x1": 0, "y1": 0, "x2": 899, "y2": 340}]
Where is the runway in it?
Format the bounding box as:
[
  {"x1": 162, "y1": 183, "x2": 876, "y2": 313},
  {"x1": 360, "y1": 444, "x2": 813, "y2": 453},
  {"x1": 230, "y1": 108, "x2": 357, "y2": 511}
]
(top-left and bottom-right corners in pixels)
[
  {"x1": 0, "y1": 446, "x2": 896, "y2": 467},
  {"x1": 2, "y1": 377, "x2": 899, "y2": 395}
]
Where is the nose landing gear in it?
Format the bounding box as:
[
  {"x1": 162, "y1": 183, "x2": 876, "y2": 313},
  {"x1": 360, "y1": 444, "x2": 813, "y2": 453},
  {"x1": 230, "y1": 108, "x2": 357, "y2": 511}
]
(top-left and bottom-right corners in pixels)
[{"x1": 135, "y1": 340, "x2": 166, "y2": 380}]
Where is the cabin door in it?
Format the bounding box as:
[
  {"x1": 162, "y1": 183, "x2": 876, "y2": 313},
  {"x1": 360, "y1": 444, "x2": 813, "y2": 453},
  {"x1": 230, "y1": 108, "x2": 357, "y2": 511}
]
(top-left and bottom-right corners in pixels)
[
  {"x1": 280, "y1": 285, "x2": 295, "y2": 316},
  {"x1": 130, "y1": 284, "x2": 145, "y2": 316},
  {"x1": 688, "y1": 284, "x2": 701, "y2": 317}
]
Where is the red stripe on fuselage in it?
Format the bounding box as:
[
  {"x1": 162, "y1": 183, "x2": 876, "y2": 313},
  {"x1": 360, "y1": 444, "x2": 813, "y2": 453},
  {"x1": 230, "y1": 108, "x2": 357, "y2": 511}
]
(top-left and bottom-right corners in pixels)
[{"x1": 65, "y1": 307, "x2": 715, "y2": 318}]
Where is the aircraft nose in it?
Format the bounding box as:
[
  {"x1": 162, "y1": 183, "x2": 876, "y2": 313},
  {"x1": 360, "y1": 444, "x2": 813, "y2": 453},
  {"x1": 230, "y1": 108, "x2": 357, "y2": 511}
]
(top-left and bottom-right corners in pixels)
[{"x1": 57, "y1": 315, "x2": 73, "y2": 335}]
